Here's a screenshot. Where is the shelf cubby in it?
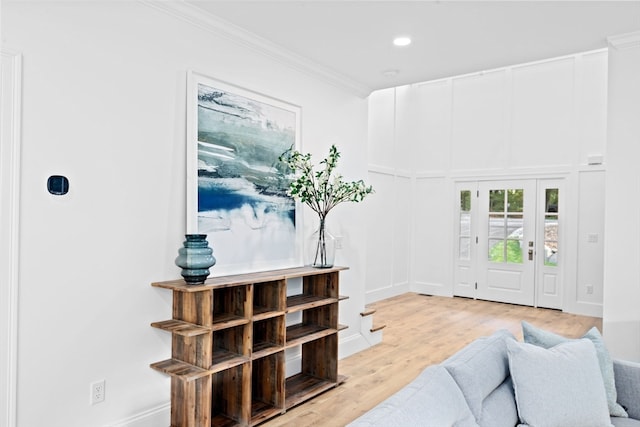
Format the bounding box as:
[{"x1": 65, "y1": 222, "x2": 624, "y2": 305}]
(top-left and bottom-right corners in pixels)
[
  {"x1": 251, "y1": 351, "x2": 285, "y2": 425},
  {"x1": 212, "y1": 362, "x2": 251, "y2": 426},
  {"x1": 252, "y1": 316, "x2": 285, "y2": 359},
  {"x1": 285, "y1": 334, "x2": 338, "y2": 410},
  {"x1": 213, "y1": 285, "x2": 250, "y2": 330},
  {"x1": 286, "y1": 303, "x2": 338, "y2": 347},
  {"x1": 212, "y1": 324, "x2": 250, "y2": 372},
  {"x1": 253, "y1": 280, "x2": 285, "y2": 320}
]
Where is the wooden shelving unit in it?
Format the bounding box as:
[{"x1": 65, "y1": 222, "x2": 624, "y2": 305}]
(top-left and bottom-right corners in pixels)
[{"x1": 151, "y1": 266, "x2": 348, "y2": 427}]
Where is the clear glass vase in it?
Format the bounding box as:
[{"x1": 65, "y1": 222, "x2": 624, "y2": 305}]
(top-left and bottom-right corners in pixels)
[{"x1": 307, "y1": 218, "x2": 336, "y2": 268}]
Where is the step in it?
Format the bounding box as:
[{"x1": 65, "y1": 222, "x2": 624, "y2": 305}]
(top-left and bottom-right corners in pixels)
[
  {"x1": 370, "y1": 324, "x2": 386, "y2": 333},
  {"x1": 360, "y1": 308, "x2": 376, "y2": 317}
]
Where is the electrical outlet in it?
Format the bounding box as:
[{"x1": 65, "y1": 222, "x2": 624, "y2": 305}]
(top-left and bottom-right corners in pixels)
[
  {"x1": 335, "y1": 236, "x2": 343, "y2": 250},
  {"x1": 90, "y1": 380, "x2": 105, "y2": 405},
  {"x1": 586, "y1": 284, "x2": 594, "y2": 295}
]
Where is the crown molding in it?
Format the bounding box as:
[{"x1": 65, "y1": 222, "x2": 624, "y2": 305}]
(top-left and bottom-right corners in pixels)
[
  {"x1": 607, "y1": 31, "x2": 640, "y2": 51},
  {"x1": 141, "y1": 1, "x2": 372, "y2": 98}
]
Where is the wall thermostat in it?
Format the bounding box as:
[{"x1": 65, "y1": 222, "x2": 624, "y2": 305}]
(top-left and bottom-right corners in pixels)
[{"x1": 47, "y1": 175, "x2": 69, "y2": 195}]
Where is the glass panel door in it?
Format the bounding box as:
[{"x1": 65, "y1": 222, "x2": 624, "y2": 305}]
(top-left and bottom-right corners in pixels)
[{"x1": 477, "y1": 180, "x2": 536, "y2": 306}]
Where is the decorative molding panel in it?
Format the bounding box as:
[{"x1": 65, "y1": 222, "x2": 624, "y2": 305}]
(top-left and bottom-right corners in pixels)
[
  {"x1": 0, "y1": 49, "x2": 22, "y2": 427},
  {"x1": 608, "y1": 31, "x2": 640, "y2": 51},
  {"x1": 140, "y1": 1, "x2": 372, "y2": 98}
]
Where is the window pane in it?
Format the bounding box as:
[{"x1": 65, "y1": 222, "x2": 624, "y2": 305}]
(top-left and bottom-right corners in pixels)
[
  {"x1": 507, "y1": 215, "x2": 523, "y2": 239},
  {"x1": 545, "y1": 214, "x2": 558, "y2": 266},
  {"x1": 459, "y1": 237, "x2": 470, "y2": 260},
  {"x1": 489, "y1": 214, "x2": 506, "y2": 238},
  {"x1": 505, "y1": 239, "x2": 523, "y2": 264},
  {"x1": 544, "y1": 186, "x2": 559, "y2": 267},
  {"x1": 489, "y1": 239, "x2": 505, "y2": 262},
  {"x1": 489, "y1": 190, "x2": 504, "y2": 212},
  {"x1": 546, "y1": 188, "x2": 559, "y2": 213},
  {"x1": 507, "y1": 189, "x2": 524, "y2": 212},
  {"x1": 460, "y1": 190, "x2": 471, "y2": 212},
  {"x1": 460, "y1": 212, "x2": 471, "y2": 237}
]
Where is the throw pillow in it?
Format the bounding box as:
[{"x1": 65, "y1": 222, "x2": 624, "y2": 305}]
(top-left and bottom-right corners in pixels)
[
  {"x1": 522, "y1": 321, "x2": 627, "y2": 417},
  {"x1": 507, "y1": 339, "x2": 613, "y2": 427}
]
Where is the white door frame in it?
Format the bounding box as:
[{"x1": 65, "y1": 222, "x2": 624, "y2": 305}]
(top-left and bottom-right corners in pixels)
[
  {"x1": 1, "y1": 49, "x2": 22, "y2": 427},
  {"x1": 453, "y1": 178, "x2": 564, "y2": 309}
]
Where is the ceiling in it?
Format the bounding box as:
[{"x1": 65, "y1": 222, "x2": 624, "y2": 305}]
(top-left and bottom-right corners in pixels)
[{"x1": 185, "y1": 1, "x2": 640, "y2": 96}]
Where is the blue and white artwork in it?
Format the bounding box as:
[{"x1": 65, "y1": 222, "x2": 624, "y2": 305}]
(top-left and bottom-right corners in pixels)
[{"x1": 188, "y1": 74, "x2": 301, "y2": 273}]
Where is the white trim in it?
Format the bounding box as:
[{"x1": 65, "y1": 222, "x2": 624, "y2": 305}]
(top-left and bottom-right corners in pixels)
[
  {"x1": 415, "y1": 171, "x2": 447, "y2": 179},
  {"x1": 141, "y1": 0, "x2": 372, "y2": 98},
  {"x1": 105, "y1": 403, "x2": 171, "y2": 427},
  {"x1": 569, "y1": 301, "x2": 603, "y2": 318},
  {"x1": 450, "y1": 167, "x2": 572, "y2": 181},
  {"x1": 367, "y1": 165, "x2": 398, "y2": 177},
  {"x1": 368, "y1": 165, "x2": 413, "y2": 179},
  {"x1": 338, "y1": 333, "x2": 372, "y2": 359},
  {"x1": 0, "y1": 49, "x2": 22, "y2": 427},
  {"x1": 608, "y1": 31, "x2": 640, "y2": 51},
  {"x1": 414, "y1": 48, "x2": 609, "y2": 87},
  {"x1": 412, "y1": 281, "x2": 453, "y2": 298},
  {"x1": 365, "y1": 282, "x2": 410, "y2": 304}
]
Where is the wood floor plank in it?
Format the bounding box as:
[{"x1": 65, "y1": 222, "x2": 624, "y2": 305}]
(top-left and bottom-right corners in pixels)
[{"x1": 261, "y1": 293, "x2": 601, "y2": 427}]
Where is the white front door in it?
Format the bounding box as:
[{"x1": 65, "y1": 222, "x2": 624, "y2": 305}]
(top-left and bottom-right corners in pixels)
[
  {"x1": 477, "y1": 180, "x2": 536, "y2": 305},
  {"x1": 454, "y1": 179, "x2": 563, "y2": 308}
]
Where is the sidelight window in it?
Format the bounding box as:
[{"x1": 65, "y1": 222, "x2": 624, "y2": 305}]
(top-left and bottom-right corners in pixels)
[
  {"x1": 544, "y1": 188, "x2": 559, "y2": 266},
  {"x1": 459, "y1": 190, "x2": 471, "y2": 260}
]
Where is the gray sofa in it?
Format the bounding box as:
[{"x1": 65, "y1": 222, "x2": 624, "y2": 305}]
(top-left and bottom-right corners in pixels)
[{"x1": 348, "y1": 329, "x2": 640, "y2": 427}]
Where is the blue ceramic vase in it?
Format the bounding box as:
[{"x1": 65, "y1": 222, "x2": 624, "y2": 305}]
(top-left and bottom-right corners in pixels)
[{"x1": 175, "y1": 234, "x2": 216, "y2": 284}]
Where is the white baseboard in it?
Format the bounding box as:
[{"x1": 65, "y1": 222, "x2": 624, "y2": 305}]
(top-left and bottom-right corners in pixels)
[
  {"x1": 339, "y1": 332, "x2": 375, "y2": 359},
  {"x1": 567, "y1": 301, "x2": 603, "y2": 318},
  {"x1": 365, "y1": 282, "x2": 409, "y2": 304},
  {"x1": 411, "y1": 281, "x2": 453, "y2": 297},
  {"x1": 106, "y1": 402, "x2": 170, "y2": 427}
]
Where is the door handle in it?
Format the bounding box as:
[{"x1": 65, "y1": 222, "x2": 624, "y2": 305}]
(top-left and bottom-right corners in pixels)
[{"x1": 528, "y1": 249, "x2": 534, "y2": 261}]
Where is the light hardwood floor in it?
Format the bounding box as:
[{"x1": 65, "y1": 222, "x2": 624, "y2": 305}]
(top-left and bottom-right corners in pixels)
[{"x1": 263, "y1": 292, "x2": 602, "y2": 427}]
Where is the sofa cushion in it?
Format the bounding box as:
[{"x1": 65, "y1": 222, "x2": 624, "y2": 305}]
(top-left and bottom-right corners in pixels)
[
  {"x1": 612, "y1": 417, "x2": 640, "y2": 427},
  {"x1": 476, "y1": 377, "x2": 519, "y2": 427},
  {"x1": 522, "y1": 321, "x2": 628, "y2": 417},
  {"x1": 346, "y1": 365, "x2": 479, "y2": 427},
  {"x1": 507, "y1": 339, "x2": 613, "y2": 427},
  {"x1": 443, "y1": 329, "x2": 518, "y2": 426},
  {"x1": 613, "y1": 359, "x2": 640, "y2": 420}
]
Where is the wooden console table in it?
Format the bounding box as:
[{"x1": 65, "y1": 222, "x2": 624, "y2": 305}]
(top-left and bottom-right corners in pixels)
[{"x1": 151, "y1": 266, "x2": 348, "y2": 427}]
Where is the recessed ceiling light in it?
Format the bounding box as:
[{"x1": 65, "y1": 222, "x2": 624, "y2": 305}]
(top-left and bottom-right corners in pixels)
[
  {"x1": 393, "y1": 36, "x2": 412, "y2": 47},
  {"x1": 383, "y1": 69, "x2": 399, "y2": 77}
]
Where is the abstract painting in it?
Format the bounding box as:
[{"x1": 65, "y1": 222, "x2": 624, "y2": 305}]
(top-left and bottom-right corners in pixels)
[{"x1": 187, "y1": 72, "x2": 301, "y2": 274}]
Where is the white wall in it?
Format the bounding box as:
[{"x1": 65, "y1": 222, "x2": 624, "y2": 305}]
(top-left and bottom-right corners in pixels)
[
  {"x1": 367, "y1": 50, "x2": 609, "y2": 316},
  {"x1": 2, "y1": 2, "x2": 371, "y2": 426},
  {"x1": 603, "y1": 31, "x2": 640, "y2": 361}
]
